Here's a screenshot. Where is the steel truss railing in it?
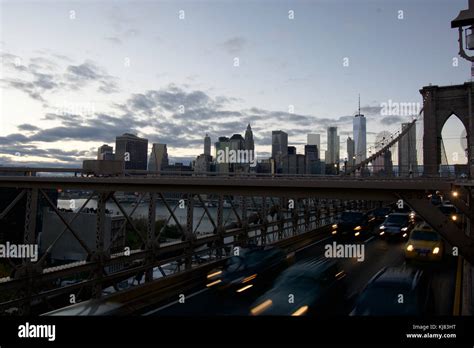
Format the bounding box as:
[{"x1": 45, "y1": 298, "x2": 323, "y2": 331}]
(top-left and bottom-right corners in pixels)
[{"x1": 0, "y1": 181, "x2": 375, "y2": 315}]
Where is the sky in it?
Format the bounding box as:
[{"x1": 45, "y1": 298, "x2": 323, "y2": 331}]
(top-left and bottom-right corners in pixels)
[{"x1": 0, "y1": 0, "x2": 471, "y2": 167}]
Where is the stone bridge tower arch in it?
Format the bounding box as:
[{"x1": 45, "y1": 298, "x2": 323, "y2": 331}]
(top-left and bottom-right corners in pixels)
[{"x1": 420, "y1": 82, "x2": 474, "y2": 176}]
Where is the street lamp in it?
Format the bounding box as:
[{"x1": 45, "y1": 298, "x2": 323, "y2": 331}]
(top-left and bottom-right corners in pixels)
[{"x1": 452, "y1": 0, "x2": 474, "y2": 62}]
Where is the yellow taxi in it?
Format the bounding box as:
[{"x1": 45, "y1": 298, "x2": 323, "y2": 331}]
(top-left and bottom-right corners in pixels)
[{"x1": 405, "y1": 223, "x2": 443, "y2": 262}]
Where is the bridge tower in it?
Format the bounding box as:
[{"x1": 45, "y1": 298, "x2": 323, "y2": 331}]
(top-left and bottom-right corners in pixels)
[{"x1": 421, "y1": 82, "x2": 474, "y2": 177}]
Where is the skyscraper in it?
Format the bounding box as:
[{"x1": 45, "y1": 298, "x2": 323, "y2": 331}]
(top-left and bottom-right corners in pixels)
[
  {"x1": 97, "y1": 144, "x2": 114, "y2": 160},
  {"x1": 244, "y1": 124, "x2": 255, "y2": 152},
  {"x1": 325, "y1": 127, "x2": 339, "y2": 165},
  {"x1": 115, "y1": 133, "x2": 148, "y2": 170},
  {"x1": 215, "y1": 136, "x2": 230, "y2": 173},
  {"x1": 272, "y1": 130, "x2": 288, "y2": 173},
  {"x1": 307, "y1": 133, "x2": 321, "y2": 159},
  {"x1": 347, "y1": 137, "x2": 355, "y2": 168},
  {"x1": 346, "y1": 137, "x2": 355, "y2": 169},
  {"x1": 229, "y1": 134, "x2": 245, "y2": 151},
  {"x1": 148, "y1": 143, "x2": 169, "y2": 171},
  {"x1": 204, "y1": 134, "x2": 211, "y2": 156},
  {"x1": 398, "y1": 123, "x2": 418, "y2": 176},
  {"x1": 287, "y1": 146, "x2": 297, "y2": 174},
  {"x1": 353, "y1": 98, "x2": 367, "y2": 164},
  {"x1": 305, "y1": 145, "x2": 319, "y2": 174}
]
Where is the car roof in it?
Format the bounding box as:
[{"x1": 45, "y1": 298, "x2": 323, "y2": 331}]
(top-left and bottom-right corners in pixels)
[
  {"x1": 387, "y1": 212, "x2": 409, "y2": 217},
  {"x1": 412, "y1": 222, "x2": 435, "y2": 232},
  {"x1": 369, "y1": 266, "x2": 422, "y2": 290}
]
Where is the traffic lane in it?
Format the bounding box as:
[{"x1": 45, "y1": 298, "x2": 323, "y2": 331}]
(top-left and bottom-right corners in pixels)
[
  {"x1": 147, "y1": 284, "x2": 266, "y2": 316},
  {"x1": 332, "y1": 236, "x2": 457, "y2": 315},
  {"x1": 338, "y1": 238, "x2": 406, "y2": 297},
  {"x1": 149, "y1": 233, "x2": 382, "y2": 316}
]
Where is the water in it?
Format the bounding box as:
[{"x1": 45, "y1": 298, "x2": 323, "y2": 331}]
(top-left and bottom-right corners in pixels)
[{"x1": 58, "y1": 199, "x2": 237, "y2": 233}]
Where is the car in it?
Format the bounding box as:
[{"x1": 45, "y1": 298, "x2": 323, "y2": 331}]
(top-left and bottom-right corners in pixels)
[
  {"x1": 206, "y1": 246, "x2": 287, "y2": 294},
  {"x1": 368, "y1": 207, "x2": 392, "y2": 225},
  {"x1": 428, "y1": 191, "x2": 443, "y2": 206},
  {"x1": 249, "y1": 259, "x2": 347, "y2": 316},
  {"x1": 332, "y1": 211, "x2": 372, "y2": 240},
  {"x1": 350, "y1": 266, "x2": 433, "y2": 316},
  {"x1": 405, "y1": 223, "x2": 444, "y2": 262},
  {"x1": 378, "y1": 213, "x2": 413, "y2": 241},
  {"x1": 439, "y1": 204, "x2": 461, "y2": 227}
]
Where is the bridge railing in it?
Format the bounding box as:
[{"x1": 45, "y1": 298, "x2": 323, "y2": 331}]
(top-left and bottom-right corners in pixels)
[{"x1": 0, "y1": 178, "x2": 376, "y2": 315}]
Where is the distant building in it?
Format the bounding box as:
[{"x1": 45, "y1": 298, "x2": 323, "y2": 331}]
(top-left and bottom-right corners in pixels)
[
  {"x1": 148, "y1": 143, "x2": 169, "y2": 171},
  {"x1": 353, "y1": 114, "x2": 366, "y2": 164},
  {"x1": 115, "y1": 133, "x2": 148, "y2": 170},
  {"x1": 244, "y1": 124, "x2": 255, "y2": 152},
  {"x1": 272, "y1": 131, "x2": 288, "y2": 174},
  {"x1": 305, "y1": 145, "x2": 319, "y2": 174},
  {"x1": 215, "y1": 136, "x2": 230, "y2": 173},
  {"x1": 194, "y1": 154, "x2": 212, "y2": 173},
  {"x1": 346, "y1": 137, "x2": 355, "y2": 169},
  {"x1": 374, "y1": 150, "x2": 394, "y2": 176},
  {"x1": 229, "y1": 134, "x2": 245, "y2": 151},
  {"x1": 287, "y1": 146, "x2": 297, "y2": 174},
  {"x1": 398, "y1": 123, "x2": 418, "y2": 176},
  {"x1": 307, "y1": 134, "x2": 321, "y2": 159},
  {"x1": 325, "y1": 127, "x2": 340, "y2": 168},
  {"x1": 98, "y1": 144, "x2": 114, "y2": 160},
  {"x1": 257, "y1": 158, "x2": 273, "y2": 174},
  {"x1": 296, "y1": 154, "x2": 305, "y2": 175},
  {"x1": 162, "y1": 162, "x2": 193, "y2": 175},
  {"x1": 204, "y1": 134, "x2": 211, "y2": 157}
]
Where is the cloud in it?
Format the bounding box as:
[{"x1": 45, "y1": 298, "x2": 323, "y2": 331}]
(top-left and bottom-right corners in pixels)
[
  {"x1": 218, "y1": 37, "x2": 246, "y2": 55},
  {"x1": 0, "y1": 79, "x2": 407, "y2": 166},
  {"x1": 17, "y1": 124, "x2": 40, "y2": 132},
  {"x1": 360, "y1": 105, "x2": 383, "y2": 115},
  {"x1": 104, "y1": 37, "x2": 122, "y2": 44},
  {"x1": 380, "y1": 115, "x2": 405, "y2": 126},
  {"x1": 0, "y1": 53, "x2": 120, "y2": 103}
]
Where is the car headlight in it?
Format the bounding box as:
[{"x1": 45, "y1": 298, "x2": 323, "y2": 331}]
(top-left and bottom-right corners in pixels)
[
  {"x1": 332, "y1": 224, "x2": 338, "y2": 229},
  {"x1": 379, "y1": 231, "x2": 385, "y2": 236},
  {"x1": 354, "y1": 226, "x2": 362, "y2": 231},
  {"x1": 379, "y1": 225, "x2": 385, "y2": 230},
  {"x1": 401, "y1": 227, "x2": 408, "y2": 231},
  {"x1": 406, "y1": 244, "x2": 414, "y2": 252},
  {"x1": 433, "y1": 247, "x2": 440, "y2": 254},
  {"x1": 354, "y1": 231, "x2": 360, "y2": 236}
]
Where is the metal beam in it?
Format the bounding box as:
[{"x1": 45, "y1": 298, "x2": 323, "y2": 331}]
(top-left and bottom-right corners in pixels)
[{"x1": 399, "y1": 192, "x2": 474, "y2": 264}]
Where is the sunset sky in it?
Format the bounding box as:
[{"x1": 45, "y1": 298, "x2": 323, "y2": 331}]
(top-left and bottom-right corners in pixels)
[{"x1": 0, "y1": 0, "x2": 470, "y2": 167}]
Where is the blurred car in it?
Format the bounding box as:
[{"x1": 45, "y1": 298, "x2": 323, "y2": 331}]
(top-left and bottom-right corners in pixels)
[
  {"x1": 439, "y1": 204, "x2": 461, "y2": 227},
  {"x1": 405, "y1": 223, "x2": 443, "y2": 262},
  {"x1": 378, "y1": 213, "x2": 413, "y2": 241},
  {"x1": 350, "y1": 266, "x2": 433, "y2": 316},
  {"x1": 206, "y1": 246, "x2": 286, "y2": 294},
  {"x1": 332, "y1": 211, "x2": 372, "y2": 240},
  {"x1": 428, "y1": 191, "x2": 443, "y2": 206},
  {"x1": 249, "y1": 259, "x2": 347, "y2": 316},
  {"x1": 368, "y1": 207, "x2": 392, "y2": 225}
]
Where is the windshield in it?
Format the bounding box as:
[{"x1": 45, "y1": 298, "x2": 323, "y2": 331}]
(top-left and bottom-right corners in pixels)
[
  {"x1": 439, "y1": 206, "x2": 456, "y2": 215},
  {"x1": 411, "y1": 230, "x2": 439, "y2": 241},
  {"x1": 341, "y1": 212, "x2": 363, "y2": 222},
  {"x1": 374, "y1": 208, "x2": 390, "y2": 216},
  {"x1": 225, "y1": 256, "x2": 243, "y2": 272},
  {"x1": 386, "y1": 215, "x2": 408, "y2": 225}
]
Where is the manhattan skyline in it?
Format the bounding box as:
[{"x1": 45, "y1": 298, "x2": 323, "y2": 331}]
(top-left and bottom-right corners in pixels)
[{"x1": 0, "y1": 0, "x2": 470, "y2": 167}]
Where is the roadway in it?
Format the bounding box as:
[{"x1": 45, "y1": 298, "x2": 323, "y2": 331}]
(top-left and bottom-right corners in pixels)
[{"x1": 145, "y1": 232, "x2": 457, "y2": 316}]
